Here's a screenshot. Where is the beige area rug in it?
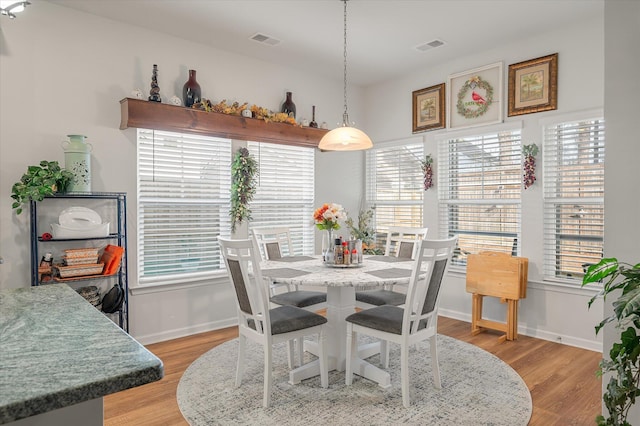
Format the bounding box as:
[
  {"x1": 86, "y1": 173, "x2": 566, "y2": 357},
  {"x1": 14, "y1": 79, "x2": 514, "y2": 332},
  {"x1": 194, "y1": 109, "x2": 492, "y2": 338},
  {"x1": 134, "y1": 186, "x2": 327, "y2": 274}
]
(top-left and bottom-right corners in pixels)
[{"x1": 177, "y1": 335, "x2": 532, "y2": 425}]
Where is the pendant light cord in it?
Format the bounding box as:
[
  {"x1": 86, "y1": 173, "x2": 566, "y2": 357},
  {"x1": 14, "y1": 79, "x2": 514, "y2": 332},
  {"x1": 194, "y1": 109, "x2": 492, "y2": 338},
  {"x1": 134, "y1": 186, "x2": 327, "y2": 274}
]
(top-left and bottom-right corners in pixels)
[{"x1": 342, "y1": 0, "x2": 350, "y2": 126}]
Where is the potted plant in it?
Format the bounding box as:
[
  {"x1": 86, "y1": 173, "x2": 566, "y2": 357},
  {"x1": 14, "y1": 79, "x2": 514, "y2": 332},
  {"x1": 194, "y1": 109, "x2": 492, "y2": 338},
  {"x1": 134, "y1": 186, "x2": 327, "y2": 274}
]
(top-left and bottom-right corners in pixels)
[
  {"x1": 11, "y1": 161, "x2": 74, "y2": 215},
  {"x1": 583, "y1": 258, "x2": 640, "y2": 426},
  {"x1": 345, "y1": 206, "x2": 382, "y2": 255}
]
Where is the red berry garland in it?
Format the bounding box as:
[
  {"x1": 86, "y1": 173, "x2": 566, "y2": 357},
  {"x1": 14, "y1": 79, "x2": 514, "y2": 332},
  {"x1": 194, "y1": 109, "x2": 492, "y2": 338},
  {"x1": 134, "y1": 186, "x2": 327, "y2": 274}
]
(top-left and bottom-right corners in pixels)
[
  {"x1": 523, "y1": 155, "x2": 536, "y2": 189},
  {"x1": 421, "y1": 154, "x2": 434, "y2": 191},
  {"x1": 522, "y1": 143, "x2": 539, "y2": 190}
]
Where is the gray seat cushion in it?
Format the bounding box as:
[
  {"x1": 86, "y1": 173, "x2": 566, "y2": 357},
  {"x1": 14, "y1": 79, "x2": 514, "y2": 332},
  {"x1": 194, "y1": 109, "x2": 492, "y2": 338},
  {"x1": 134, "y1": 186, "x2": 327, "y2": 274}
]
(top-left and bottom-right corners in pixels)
[
  {"x1": 249, "y1": 305, "x2": 327, "y2": 335},
  {"x1": 355, "y1": 289, "x2": 406, "y2": 306},
  {"x1": 271, "y1": 290, "x2": 327, "y2": 308},
  {"x1": 346, "y1": 305, "x2": 404, "y2": 335}
]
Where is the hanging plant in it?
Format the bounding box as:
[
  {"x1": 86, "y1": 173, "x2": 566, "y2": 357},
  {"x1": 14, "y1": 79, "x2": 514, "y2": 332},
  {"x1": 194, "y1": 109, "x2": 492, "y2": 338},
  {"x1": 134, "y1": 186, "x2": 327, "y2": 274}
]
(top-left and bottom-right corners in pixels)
[
  {"x1": 421, "y1": 154, "x2": 434, "y2": 191},
  {"x1": 522, "y1": 143, "x2": 539, "y2": 190},
  {"x1": 230, "y1": 147, "x2": 258, "y2": 232}
]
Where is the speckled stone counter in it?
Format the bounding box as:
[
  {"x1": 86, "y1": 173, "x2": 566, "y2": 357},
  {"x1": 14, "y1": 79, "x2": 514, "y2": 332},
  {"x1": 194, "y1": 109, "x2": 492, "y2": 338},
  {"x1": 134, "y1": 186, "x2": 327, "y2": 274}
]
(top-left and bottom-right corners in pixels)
[{"x1": 0, "y1": 285, "x2": 164, "y2": 424}]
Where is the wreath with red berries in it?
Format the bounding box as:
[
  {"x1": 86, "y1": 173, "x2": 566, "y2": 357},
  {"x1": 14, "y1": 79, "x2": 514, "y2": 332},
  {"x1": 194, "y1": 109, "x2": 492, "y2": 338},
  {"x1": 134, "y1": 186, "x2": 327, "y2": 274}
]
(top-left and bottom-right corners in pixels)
[{"x1": 456, "y1": 76, "x2": 494, "y2": 119}]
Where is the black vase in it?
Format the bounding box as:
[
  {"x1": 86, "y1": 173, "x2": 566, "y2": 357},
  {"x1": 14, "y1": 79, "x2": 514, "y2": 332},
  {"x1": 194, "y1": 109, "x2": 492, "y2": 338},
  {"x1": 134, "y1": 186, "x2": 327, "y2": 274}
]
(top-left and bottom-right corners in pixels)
[
  {"x1": 183, "y1": 69, "x2": 202, "y2": 108},
  {"x1": 148, "y1": 64, "x2": 161, "y2": 103},
  {"x1": 281, "y1": 91, "x2": 296, "y2": 118}
]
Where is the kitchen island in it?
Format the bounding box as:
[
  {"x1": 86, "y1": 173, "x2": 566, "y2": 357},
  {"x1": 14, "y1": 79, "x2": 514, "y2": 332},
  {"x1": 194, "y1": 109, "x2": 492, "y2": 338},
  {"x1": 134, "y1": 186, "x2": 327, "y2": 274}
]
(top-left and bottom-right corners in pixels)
[{"x1": 0, "y1": 285, "x2": 164, "y2": 425}]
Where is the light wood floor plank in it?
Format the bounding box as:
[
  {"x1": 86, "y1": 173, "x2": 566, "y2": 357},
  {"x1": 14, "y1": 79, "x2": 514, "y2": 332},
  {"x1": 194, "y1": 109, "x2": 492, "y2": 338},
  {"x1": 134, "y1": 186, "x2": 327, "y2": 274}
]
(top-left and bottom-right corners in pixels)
[{"x1": 104, "y1": 317, "x2": 601, "y2": 425}]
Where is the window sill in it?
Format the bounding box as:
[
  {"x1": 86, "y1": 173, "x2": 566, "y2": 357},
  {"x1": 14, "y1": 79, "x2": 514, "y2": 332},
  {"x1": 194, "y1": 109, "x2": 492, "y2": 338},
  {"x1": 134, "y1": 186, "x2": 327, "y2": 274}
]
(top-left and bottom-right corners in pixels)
[
  {"x1": 130, "y1": 272, "x2": 229, "y2": 295},
  {"x1": 448, "y1": 267, "x2": 602, "y2": 296}
]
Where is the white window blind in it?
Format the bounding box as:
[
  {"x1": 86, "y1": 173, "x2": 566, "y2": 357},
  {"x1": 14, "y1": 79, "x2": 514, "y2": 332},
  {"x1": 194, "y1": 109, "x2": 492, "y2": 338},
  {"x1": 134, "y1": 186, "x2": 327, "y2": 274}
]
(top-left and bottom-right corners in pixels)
[
  {"x1": 137, "y1": 129, "x2": 232, "y2": 285},
  {"x1": 438, "y1": 128, "x2": 522, "y2": 265},
  {"x1": 366, "y1": 143, "x2": 424, "y2": 251},
  {"x1": 543, "y1": 115, "x2": 605, "y2": 281},
  {"x1": 248, "y1": 141, "x2": 315, "y2": 255}
]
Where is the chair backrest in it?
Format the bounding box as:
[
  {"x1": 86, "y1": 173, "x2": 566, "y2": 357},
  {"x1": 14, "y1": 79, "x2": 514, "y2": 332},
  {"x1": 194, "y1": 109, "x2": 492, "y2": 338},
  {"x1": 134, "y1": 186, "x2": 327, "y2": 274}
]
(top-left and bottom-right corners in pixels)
[
  {"x1": 251, "y1": 227, "x2": 293, "y2": 260},
  {"x1": 218, "y1": 237, "x2": 272, "y2": 336},
  {"x1": 402, "y1": 236, "x2": 458, "y2": 335},
  {"x1": 384, "y1": 226, "x2": 429, "y2": 259}
]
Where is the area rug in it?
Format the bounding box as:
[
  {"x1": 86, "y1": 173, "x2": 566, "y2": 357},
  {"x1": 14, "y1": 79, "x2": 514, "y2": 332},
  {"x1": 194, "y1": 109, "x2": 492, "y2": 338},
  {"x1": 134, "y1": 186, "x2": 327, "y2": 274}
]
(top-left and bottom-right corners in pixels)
[{"x1": 177, "y1": 335, "x2": 532, "y2": 425}]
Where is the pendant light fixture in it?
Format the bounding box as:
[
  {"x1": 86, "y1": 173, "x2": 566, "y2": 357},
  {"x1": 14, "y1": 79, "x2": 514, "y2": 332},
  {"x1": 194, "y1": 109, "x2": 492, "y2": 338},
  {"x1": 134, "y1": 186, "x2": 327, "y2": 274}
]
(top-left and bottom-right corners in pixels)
[
  {"x1": 318, "y1": 0, "x2": 373, "y2": 151},
  {"x1": 0, "y1": 1, "x2": 30, "y2": 18}
]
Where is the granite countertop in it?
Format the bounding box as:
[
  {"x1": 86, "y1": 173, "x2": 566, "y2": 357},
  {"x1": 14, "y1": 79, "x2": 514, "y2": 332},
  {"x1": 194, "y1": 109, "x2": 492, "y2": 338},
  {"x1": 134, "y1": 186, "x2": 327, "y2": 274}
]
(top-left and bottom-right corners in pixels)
[{"x1": 0, "y1": 285, "x2": 164, "y2": 424}]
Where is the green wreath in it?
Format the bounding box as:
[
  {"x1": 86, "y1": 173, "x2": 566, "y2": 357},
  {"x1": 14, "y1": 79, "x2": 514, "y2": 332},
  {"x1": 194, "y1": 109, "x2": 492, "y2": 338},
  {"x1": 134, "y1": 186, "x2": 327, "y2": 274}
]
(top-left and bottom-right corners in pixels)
[{"x1": 456, "y1": 76, "x2": 494, "y2": 119}]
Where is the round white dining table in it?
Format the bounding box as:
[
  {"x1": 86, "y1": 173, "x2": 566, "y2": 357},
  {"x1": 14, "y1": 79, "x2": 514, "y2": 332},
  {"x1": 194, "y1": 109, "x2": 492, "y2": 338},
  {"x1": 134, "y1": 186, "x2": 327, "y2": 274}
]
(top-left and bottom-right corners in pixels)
[{"x1": 260, "y1": 255, "x2": 415, "y2": 388}]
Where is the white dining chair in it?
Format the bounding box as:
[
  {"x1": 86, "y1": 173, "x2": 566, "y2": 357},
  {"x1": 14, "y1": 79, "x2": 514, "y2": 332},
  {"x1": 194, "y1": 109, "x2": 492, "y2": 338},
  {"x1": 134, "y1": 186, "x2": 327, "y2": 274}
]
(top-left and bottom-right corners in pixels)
[
  {"x1": 345, "y1": 236, "x2": 458, "y2": 408},
  {"x1": 218, "y1": 236, "x2": 328, "y2": 408},
  {"x1": 251, "y1": 227, "x2": 327, "y2": 367},
  {"x1": 355, "y1": 226, "x2": 429, "y2": 309}
]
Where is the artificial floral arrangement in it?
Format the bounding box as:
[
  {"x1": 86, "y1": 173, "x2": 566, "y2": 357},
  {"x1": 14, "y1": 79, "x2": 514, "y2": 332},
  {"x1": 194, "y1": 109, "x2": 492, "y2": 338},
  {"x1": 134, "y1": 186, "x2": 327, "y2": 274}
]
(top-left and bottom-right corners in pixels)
[
  {"x1": 522, "y1": 143, "x2": 539, "y2": 189},
  {"x1": 345, "y1": 206, "x2": 381, "y2": 254},
  {"x1": 421, "y1": 154, "x2": 434, "y2": 191},
  {"x1": 230, "y1": 148, "x2": 258, "y2": 232},
  {"x1": 192, "y1": 99, "x2": 297, "y2": 125},
  {"x1": 583, "y1": 258, "x2": 640, "y2": 426},
  {"x1": 11, "y1": 161, "x2": 74, "y2": 215},
  {"x1": 313, "y1": 203, "x2": 347, "y2": 231}
]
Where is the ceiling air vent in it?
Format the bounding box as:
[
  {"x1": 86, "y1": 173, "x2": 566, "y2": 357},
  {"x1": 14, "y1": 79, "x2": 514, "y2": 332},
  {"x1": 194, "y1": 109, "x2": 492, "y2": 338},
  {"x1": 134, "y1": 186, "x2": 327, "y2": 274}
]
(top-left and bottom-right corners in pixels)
[
  {"x1": 250, "y1": 33, "x2": 281, "y2": 46},
  {"x1": 415, "y1": 39, "x2": 445, "y2": 52}
]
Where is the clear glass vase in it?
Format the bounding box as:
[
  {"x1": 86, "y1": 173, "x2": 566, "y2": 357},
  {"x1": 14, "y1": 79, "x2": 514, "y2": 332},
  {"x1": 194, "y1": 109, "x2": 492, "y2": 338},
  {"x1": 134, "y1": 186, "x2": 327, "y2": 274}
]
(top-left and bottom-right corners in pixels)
[{"x1": 322, "y1": 228, "x2": 334, "y2": 264}]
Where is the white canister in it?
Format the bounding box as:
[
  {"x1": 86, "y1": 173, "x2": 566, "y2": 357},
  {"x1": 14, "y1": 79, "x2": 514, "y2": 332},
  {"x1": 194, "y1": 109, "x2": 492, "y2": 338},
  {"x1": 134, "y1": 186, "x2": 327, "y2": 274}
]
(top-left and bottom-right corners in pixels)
[{"x1": 62, "y1": 134, "x2": 92, "y2": 192}]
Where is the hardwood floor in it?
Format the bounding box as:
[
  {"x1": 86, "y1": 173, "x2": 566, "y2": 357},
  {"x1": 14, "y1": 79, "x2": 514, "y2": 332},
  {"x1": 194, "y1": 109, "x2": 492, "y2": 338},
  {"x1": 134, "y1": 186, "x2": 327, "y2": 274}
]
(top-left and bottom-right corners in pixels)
[{"x1": 104, "y1": 317, "x2": 602, "y2": 425}]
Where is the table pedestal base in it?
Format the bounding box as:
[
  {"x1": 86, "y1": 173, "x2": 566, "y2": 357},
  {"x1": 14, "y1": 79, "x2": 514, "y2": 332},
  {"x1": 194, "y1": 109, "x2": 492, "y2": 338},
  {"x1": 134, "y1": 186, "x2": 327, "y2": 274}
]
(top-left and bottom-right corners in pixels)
[{"x1": 288, "y1": 286, "x2": 390, "y2": 388}]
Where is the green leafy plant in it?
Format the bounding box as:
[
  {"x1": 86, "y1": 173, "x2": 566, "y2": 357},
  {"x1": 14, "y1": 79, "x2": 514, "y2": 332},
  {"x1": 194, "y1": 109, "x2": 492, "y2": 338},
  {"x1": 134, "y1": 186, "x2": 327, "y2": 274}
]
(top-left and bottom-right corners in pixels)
[
  {"x1": 11, "y1": 161, "x2": 74, "y2": 215},
  {"x1": 583, "y1": 258, "x2": 640, "y2": 426},
  {"x1": 230, "y1": 147, "x2": 258, "y2": 232},
  {"x1": 345, "y1": 206, "x2": 381, "y2": 254}
]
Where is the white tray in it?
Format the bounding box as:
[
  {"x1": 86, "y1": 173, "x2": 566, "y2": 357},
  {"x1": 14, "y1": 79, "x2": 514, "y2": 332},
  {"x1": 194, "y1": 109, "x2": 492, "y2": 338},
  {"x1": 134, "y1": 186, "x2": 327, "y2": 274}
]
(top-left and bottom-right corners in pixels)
[{"x1": 324, "y1": 262, "x2": 364, "y2": 268}]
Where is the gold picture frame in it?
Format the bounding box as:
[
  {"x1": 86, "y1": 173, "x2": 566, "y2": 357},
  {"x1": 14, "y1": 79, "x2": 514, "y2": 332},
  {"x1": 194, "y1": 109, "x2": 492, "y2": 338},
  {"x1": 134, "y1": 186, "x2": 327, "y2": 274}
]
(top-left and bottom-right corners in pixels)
[
  {"x1": 508, "y1": 53, "x2": 558, "y2": 116},
  {"x1": 412, "y1": 83, "x2": 445, "y2": 133}
]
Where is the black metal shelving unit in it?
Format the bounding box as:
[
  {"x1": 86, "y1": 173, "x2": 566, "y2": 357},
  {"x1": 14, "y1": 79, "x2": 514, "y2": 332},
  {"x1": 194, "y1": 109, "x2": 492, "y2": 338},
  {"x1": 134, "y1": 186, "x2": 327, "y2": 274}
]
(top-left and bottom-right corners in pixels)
[{"x1": 29, "y1": 192, "x2": 129, "y2": 332}]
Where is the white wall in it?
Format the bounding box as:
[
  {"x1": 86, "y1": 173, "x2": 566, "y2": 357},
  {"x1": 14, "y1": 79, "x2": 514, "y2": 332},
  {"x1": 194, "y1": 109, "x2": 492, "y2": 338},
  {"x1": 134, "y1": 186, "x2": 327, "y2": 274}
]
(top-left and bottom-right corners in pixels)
[
  {"x1": 362, "y1": 17, "x2": 605, "y2": 350},
  {"x1": 0, "y1": 1, "x2": 362, "y2": 342},
  {"x1": 0, "y1": 2, "x2": 610, "y2": 351},
  {"x1": 603, "y1": 0, "x2": 640, "y2": 420}
]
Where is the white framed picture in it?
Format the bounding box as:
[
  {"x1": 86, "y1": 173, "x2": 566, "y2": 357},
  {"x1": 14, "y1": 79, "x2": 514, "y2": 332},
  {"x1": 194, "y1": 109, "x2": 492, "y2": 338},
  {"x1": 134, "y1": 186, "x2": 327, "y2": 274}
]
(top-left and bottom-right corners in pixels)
[{"x1": 447, "y1": 62, "x2": 503, "y2": 130}]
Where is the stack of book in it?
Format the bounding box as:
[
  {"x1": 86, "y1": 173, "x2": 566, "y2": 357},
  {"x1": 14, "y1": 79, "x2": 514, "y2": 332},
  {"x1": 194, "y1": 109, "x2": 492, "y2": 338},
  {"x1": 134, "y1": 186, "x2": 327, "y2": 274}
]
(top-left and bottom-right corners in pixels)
[{"x1": 57, "y1": 247, "x2": 104, "y2": 279}]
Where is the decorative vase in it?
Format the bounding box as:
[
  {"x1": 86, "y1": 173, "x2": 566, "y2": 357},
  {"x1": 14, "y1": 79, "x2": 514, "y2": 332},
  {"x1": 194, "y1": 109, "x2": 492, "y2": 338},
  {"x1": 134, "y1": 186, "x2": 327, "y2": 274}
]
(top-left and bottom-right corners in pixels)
[
  {"x1": 309, "y1": 105, "x2": 318, "y2": 128},
  {"x1": 323, "y1": 228, "x2": 334, "y2": 264},
  {"x1": 182, "y1": 69, "x2": 202, "y2": 108},
  {"x1": 281, "y1": 91, "x2": 296, "y2": 118},
  {"x1": 62, "y1": 134, "x2": 92, "y2": 192},
  {"x1": 149, "y1": 64, "x2": 161, "y2": 103}
]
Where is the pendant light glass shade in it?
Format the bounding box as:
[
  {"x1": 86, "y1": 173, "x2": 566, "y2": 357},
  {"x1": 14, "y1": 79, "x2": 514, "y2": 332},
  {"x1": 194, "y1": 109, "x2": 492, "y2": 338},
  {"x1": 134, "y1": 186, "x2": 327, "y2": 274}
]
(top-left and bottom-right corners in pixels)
[
  {"x1": 319, "y1": 124, "x2": 372, "y2": 151},
  {"x1": 320, "y1": 0, "x2": 372, "y2": 151}
]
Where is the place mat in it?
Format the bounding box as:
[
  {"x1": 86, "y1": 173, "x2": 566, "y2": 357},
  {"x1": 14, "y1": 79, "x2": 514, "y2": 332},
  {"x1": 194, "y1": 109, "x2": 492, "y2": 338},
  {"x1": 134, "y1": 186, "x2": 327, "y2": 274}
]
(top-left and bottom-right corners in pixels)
[
  {"x1": 366, "y1": 268, "x2": 412, "y2": 279},
  {"x1": 262, "y1": 268, "x2": 311, "y2": 279},
  {"x1": 271, "y1": 256, "x2": 315, "y2": 263},
  {"x1": 367, "y1": 255, "x2": 410, "y2": 263}
]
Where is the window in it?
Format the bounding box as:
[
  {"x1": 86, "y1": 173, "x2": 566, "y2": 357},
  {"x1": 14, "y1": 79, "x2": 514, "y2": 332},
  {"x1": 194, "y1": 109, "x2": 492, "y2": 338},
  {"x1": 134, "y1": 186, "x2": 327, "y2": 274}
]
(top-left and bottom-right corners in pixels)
[
  {"x1": 366, "y1": 142, "x2": 424, "y2": 249},
  {"x1": 438, "y1": 126, "x2": 522, "y2": 265},
  {"x1": 248, "y1": 141, "x2": 315, "y2": 256},
  {"x1": 543, "y1": 113, "x2": 605, "y2": 281},
  {"x1": 137, "y1": 129, "x2": 232, "y2": 285}
]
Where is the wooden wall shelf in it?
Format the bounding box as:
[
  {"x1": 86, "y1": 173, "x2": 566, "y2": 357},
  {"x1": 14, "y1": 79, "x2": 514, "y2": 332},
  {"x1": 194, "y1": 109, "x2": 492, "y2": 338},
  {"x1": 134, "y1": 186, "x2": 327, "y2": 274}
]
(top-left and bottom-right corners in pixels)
[{"x1": 120, "y1": 98, "x2": 328, "y2": 148}]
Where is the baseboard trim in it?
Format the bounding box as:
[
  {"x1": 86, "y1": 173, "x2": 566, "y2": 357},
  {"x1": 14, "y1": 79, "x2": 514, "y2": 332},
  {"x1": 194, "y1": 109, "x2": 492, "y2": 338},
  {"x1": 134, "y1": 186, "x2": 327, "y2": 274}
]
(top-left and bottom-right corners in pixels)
[
  {"x1": 133, "y1": 317, "x2": 237, "y2": 345},
  {"x1": 438, "y1": 308, "x2": 603, "y2": 353}
]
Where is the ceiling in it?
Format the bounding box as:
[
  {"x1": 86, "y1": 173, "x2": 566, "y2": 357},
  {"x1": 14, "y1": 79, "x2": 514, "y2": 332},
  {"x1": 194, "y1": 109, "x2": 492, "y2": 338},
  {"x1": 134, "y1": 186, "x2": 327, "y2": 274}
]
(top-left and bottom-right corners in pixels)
[{"x1": 45, "y1": 0, "x2": 603, "y2": 87}]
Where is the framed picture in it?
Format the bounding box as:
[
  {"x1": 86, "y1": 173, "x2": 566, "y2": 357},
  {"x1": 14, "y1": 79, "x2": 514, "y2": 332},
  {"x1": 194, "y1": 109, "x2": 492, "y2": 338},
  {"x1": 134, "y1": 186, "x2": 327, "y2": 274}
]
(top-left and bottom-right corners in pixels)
[
  {"x1": 508, "y1": 53, "x2": 558, "y2": 116},
  {"x1": 447, "y1": 62, "x2": 503, "y2": 130},
  {"x1": 412, "y1": 83, "x2": 445, "y2": 133}
]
